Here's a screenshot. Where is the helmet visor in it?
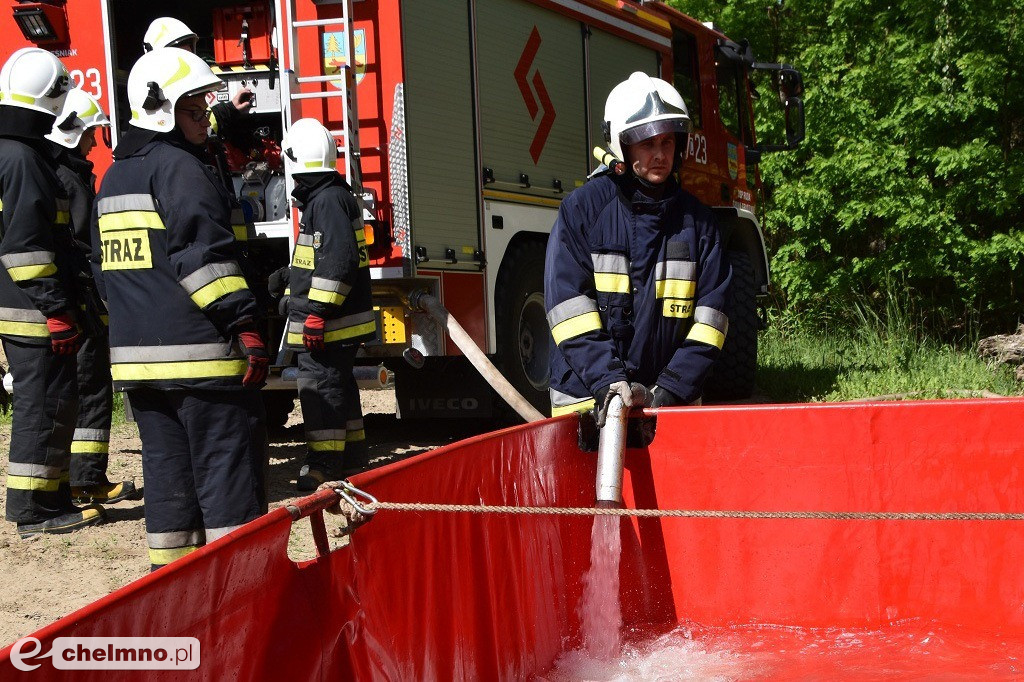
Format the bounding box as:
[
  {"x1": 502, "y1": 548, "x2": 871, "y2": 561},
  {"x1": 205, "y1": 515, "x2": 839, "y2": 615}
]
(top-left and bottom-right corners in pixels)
[{"x1": 619, "y1": 117, "x2": 691, "y2": 146}]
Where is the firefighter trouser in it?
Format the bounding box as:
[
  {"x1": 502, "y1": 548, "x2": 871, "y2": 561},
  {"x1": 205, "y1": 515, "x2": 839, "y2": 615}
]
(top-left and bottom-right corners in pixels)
[
  {"x1": 127, "y1": 387, "x2": 268, "y2": 569},
  {"x1": 70, "y1": 333, "x2": 113, "y2": 487},
  {"x1": 2, "y1": 339, "x2": 79, "y2": 524},
  {"x1": 297, "y1": 345, "x2": 366, "y2": 473}
]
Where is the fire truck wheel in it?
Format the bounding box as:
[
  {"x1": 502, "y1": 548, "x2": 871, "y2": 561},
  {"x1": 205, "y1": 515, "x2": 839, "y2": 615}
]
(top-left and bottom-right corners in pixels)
[
  {"x1": 495, "y1": 239, "x2": 551, "y2": 420},
  {"x1": 704, "y1": 250, "x2": 758, "y2": 401},
  {"x1": 262, "y1": 390, "x2": 297, "y2": 434}
]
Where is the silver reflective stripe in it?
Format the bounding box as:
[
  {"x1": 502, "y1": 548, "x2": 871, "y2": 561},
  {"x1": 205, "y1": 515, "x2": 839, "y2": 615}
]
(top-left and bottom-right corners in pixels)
[
  {"x1": 307, "y1": 429, "x2": 347, "y2": 441},
  {"x1": 148, "y1": 530, "x2": 204, "y2": 548},
  {"x1": 592, "y1": 253, "x2": 629, "y2": 274},
  {"x1": 297, "y1": 233, "x2": 315, "y2": 246},
  {"x1": 0, "y1": 306, "x2": 46, "y2": 322},
  {"x1": 8, "y1": 462, "x2": 62, "y2": 478},
  {"x1": 110, "y1": 342, "x2": 239, "y2": 364},
  {"x1": 0, "y1": 251, "x2": 55, "y2": 268},
  {"x1": 310, "y1": 276, "x2": 352, "y2": 296},
  {"x1": 205, "y1": 525, "x2": 242, "y2": 542},
  {"x1": 230, "y1": 208, "x2": 245, "y2": 223},
  {"x1": 654, "y1": 260, "x2": 697, "y2": 280},
  {"x1": 179, "y1": 261, "x2": 243, "y2": 295},
  {"x1": 346, "y1": 418, "x2": 364, "y2": 431},
  {"x1": 97, "y1": 194, "x2": 158, "y2": 215},
  {"x1": 326, "y1": 310, "x2": 375, "y2": 331},
  {"x1": 550, "y1": 387, "x2": 592, "y2": 408},
  {"x1": 547, "y1": 295, "x2": 599, "y2": 328},
  {"x1": 73, "y1": 428, "x2": 109, "y2": 442},
  {"x1": 55, "y1": 198, "x2": 69, "y2": 211},
  {"x1": 695, "y1": 306, "x2": 730, "y2": 334}
]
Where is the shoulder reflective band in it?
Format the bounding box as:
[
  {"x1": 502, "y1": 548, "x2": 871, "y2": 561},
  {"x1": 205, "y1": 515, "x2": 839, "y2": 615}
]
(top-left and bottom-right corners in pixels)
[
  {"x1": 591, "y1": 253, "x2": 631, "y2": 294},
  {"x1": 180, "y1": 261, "x2": 248, "y2": 309},
  {"x1": 308, "y1": 276, "x2": 351, "y2": 306},
  {"x1": 547, "y1": 295, "x2": 602, "y2": 345},
  {"x1": 0, "y1": 251, "x2": 56, "y2": 281}
]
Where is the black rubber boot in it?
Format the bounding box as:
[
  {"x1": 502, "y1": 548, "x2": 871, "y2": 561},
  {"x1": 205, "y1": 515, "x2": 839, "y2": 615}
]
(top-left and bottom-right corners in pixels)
[{"x1": 17, "y1": 505, "x2": 106, "y2": 539}]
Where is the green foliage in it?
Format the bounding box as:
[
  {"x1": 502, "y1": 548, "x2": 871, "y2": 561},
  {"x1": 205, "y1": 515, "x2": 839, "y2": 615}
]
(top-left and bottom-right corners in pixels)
[{"x1": 670, "y1": 0, "x2": 1024, "y2": 334}]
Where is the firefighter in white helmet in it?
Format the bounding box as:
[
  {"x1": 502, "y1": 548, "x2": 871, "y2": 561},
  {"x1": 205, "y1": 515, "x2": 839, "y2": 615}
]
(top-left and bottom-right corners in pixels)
[
  {"x1": 46, "y1": 89, "x2": 141, "y2": 507},
  {"x1": 282, "y1": 118, "x2": 376, "y2": 491},
  {"x1": 93, "y1": 47, "x2": 269, "y2": 570},
  {"x1": 142, "y1": 17, "x2": 254, "y2": 141},
  {"x1": 0, "y1": 48, "x2": 106, "y2": 537},
  {"x1": 544, "y1": 71, "x2": 732, "y2": 424}
]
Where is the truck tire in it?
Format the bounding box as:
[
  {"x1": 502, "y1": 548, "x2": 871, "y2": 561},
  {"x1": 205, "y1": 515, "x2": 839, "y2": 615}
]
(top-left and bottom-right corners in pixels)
[
  {"x1": 494, "y1": 239, "x2": 551, "y2": 419},
  {"x1": 704, "y1": 250, "x2": 758, "y2": 401}
]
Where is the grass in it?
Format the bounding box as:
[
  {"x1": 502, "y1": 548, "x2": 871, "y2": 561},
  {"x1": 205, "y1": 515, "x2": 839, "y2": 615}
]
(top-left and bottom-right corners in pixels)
[{"x1": 757, "y1": 306, "x2": 1023, "y2": 403}]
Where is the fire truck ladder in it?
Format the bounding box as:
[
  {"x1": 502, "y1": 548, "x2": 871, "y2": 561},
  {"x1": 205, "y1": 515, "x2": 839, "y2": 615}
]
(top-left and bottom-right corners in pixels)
[{"x1": 282, "y1": 0, "x2": 363, "y2": 194}]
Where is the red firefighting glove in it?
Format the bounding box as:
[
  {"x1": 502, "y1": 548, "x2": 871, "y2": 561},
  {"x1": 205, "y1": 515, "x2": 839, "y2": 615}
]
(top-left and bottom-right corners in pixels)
[
  {"x1": 302, "y1": 314, "x2": 326, "y2": 351},
  {"x1": 46, "y1": 312, "x2": 82, "y2": 356},
  {"x1": 237, "y1": 329, "x2": 269, "y2": 388}
]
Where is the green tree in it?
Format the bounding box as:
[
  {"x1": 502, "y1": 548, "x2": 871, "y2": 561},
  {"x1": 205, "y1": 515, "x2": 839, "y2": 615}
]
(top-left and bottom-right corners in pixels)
[{"x1": 672, "y1": 0, "x2": 1024, "y2": 334}]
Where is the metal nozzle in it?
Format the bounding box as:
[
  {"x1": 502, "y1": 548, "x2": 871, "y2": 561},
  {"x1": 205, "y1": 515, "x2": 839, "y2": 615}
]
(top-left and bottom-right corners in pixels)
[{"x1": 595, "y1": 394, "x2": 627, "y2": 506}]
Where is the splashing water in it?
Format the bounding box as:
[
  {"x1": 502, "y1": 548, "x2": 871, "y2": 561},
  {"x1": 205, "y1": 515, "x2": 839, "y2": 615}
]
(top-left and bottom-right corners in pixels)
[{"x1": 577, "y1": 515, "x2": 623, "y2": 660}]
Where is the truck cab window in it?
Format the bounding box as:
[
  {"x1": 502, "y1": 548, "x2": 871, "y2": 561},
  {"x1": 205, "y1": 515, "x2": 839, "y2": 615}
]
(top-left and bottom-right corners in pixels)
[
  {"x1": 672, "y1": 30, "x2": 701, "y2": 129},
  {"x1": 715, "y1": 53, "x2": 752, "y2": 143}
]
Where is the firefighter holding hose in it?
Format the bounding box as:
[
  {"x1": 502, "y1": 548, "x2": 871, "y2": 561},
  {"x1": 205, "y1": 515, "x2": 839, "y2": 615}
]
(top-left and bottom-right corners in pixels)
[
  {"x1": 281, "y1": 118, "x2": 376, "y2": 491},
  {"x1": 544, "y1": 72, "x2": 732, "y2": 423},
  {"x1": 92, "y1": 48, "x2": 269, "y2": 569}
]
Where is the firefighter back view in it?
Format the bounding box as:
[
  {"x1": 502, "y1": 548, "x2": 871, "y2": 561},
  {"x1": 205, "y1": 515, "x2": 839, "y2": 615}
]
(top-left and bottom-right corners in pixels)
[
  {"x1": 0, "y1": 48, "x2": 106, "y2": 538},
  {"x1": 282, "y1": 118, "x2": 376, "y2": 491},
  {"x1": 92, "y1": 48, "x2": 269, "y2": 570},
  {"x1": 45, "y1": 88, "x2": 140, "y2": 506}
]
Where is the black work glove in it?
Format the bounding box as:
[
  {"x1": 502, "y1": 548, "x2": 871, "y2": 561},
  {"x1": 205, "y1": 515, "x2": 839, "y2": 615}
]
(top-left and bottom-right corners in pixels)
[
  {"x1": 648, "y1": 384, "x2": 682, "y2": 408},
  {"x1": 267, "y1": 266, "x2": 289, "y2": 300}
]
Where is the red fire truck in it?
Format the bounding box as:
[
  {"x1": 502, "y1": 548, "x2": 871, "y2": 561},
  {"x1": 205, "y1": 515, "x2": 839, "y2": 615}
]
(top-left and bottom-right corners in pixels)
[{"x1": 2, "y1": 0, "x2": 803, "y2": 422}]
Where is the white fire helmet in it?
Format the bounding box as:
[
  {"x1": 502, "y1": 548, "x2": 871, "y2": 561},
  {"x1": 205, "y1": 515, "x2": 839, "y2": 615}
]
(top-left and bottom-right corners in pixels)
[
  {"x1": 127, "y1": 48, "x2": 222, "y2": 133},
  {"x1": 45, "y1": 88, "x2": 110, "y2": 149},
  {"x1": 602, "y1": 71, "x2": 691, "y2": 166},
  {"x1": 0, "y1": 47, "x2": 71, "y2": 117},
  {"x1": 282, "y1": 118, "x2": 338, "y2": 175},
  {"x1": 143, "y1": 17, "x2": 199, "y2": 53}
]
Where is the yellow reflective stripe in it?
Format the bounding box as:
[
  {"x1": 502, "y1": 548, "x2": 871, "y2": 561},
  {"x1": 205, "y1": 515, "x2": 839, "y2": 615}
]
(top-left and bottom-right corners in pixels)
[
  {"x1": 324, "y1": 320, "x2": 377, "y2": 342},
  {"x1": 6, "y1": 263, "x2": 57, "y2": 281},
  {"x1": 308, "y1": 287, "x2": 347, "y2": 306},
  {"x1": 232, "y1": 224, "x2": 248, "y2": 241},
  {"x1": 7, "y1": 475, "x2": 60, "y2": 491},
  {"x1": 655, "y1": 279, "x2": 696, "y2": 299},
  {"x1": 551, "y1": 311, "x2": 602, "y2": 345},
  {"x1": 687, "y1": 322, "x2": 726, "y2": 349},
  {"x1": 593, "y1": 272, "x2": 630, "y2": 294},
  {"x1": 551, "y1": 399, "x2": 595, "y2": 417},
  {"x1": 149, "y1": 546, "x2": 199, "y2": 566},
  {"x1": 354, "y1": 229, "x2": 365, "y2": 242},
  {"x1": 190, "y1": 276, "x2": 248, "y2": 309},
  {"x1": 292, "y1": 244, "x2": 314, "y2": 269},
  {"x1": 11, "y1": 93, "x2": 35, "y2": 105},
  {"x1": 98, "y1": 210, "x2": 165, "y2": 232},
  {"x1": 0, "y1": 320, "x2": 49, "y2": 337},
  {"x1": 55, "y1": 211, "x2": 70, "y2": 225},
  {"x1": 111, "y1": 359, "x2": 247, "y2": 381},
  {"x1": 71, "y1": 441, "x2": 109, "y2": 454},
  {"x1": 308, "y1": 440, "x2": 346, "y2": 451},
  {"x1": 346, "y1": 429, "x2": 366, "y2": 442}
]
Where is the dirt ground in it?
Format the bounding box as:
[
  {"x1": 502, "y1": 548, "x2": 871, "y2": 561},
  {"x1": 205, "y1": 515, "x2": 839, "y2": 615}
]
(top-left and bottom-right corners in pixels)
[{"x1": 0, "y1": 388, "x2": 494, "y2": 647}]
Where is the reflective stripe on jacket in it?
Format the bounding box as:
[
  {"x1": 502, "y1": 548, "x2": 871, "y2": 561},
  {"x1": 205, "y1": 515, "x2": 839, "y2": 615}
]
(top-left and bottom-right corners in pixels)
[
  {"x1": 286, "y1": 174, "x2": 376, "y2": 348},
  {"x1": 544, "y1": 173, "x2": 731, "y2": 412},
  {"x1": 0, "y1": 137, "x2": 77, "y2": 344},
  {"x1": 92, "y1": 139, "x2": 259, "y2": 390}
]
